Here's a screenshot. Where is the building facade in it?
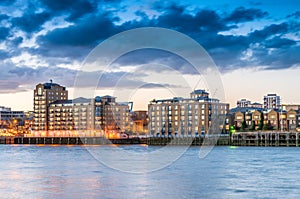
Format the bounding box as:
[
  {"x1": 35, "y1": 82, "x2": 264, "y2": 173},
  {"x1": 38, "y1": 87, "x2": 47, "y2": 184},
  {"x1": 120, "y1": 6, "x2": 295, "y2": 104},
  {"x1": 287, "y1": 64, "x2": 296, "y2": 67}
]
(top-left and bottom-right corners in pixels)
[
  {"x1": 148, "y1": 90, "x2": 229, "y2": 136},
  {"x1": 33, "y1": 81, "x2": 68, "y2": 131},
  {"x1": 263, "y1": 93, "x2": 281, "y2": 109},
  {"x1": 47, "y1": 96, "x2": 131, "y2": 136}
]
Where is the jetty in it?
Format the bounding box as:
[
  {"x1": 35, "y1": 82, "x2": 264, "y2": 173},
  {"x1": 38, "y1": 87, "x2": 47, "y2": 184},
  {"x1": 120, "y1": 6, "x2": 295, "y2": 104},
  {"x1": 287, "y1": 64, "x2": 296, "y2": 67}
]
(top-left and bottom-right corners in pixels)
[
  {"x1": 231, "y1": 131, "x2": 300, "y2": 147},
  {"x1": 1, "y1": 132, "x2": 300, "y2": 146}
]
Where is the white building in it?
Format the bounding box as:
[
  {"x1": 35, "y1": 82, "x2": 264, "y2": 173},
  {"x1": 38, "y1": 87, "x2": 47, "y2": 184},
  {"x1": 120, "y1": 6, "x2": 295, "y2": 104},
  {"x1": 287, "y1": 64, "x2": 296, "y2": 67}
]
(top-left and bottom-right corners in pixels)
[{"x1": 263, "y1": 94, "x2": 281, "y2": 109}]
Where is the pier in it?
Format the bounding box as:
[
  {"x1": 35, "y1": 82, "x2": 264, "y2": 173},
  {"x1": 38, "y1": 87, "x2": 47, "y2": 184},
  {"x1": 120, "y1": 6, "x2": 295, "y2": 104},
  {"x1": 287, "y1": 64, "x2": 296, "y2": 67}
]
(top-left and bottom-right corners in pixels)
[
  {"x1": 1, "y1": 132, "x2": 300, "y2": 146},
  {"x1": 231, "y1": 132, "x2": 300, "y2": 147},
  {"x1": 0, "y1": 135, "x2": 230, "y2": 146},
  {"x1": 0, "y1": 137, "x2": 141, "y2": 145}
]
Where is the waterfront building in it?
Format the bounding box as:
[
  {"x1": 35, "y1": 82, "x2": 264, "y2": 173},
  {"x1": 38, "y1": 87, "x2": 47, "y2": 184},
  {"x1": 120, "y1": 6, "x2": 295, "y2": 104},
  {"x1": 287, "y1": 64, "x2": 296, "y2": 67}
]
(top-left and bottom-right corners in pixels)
[
  {"x1": 230, "y1": 107, "x2": 300, "y2": 132},
  {"x1": 287, "y1": 109, "x2": 297, "y2": 131},
  {"x1": 234, "y1": 111, "x2": 244, "y2": 129},
  {"x1": 47, "y1": 96, "x2": 131, "y2": 137},
  {"x1": 148, "y1": 90, "x2": 229, "y2": 136},
  {"x1": 267, "y1": 109, "x2": 279, "y2": 130},
  {"x1": 32, "y1": 81, "x2": 132, "y2": 137},
  {"x1": 263, "y1": 93, "x2": 281, "y2": 109},
  {"x1": 33, "y1": 80, "x2": 68, "y2": 131},
  {"x1": 278, "y1": 111, "x2": 287, "y2": 131}
]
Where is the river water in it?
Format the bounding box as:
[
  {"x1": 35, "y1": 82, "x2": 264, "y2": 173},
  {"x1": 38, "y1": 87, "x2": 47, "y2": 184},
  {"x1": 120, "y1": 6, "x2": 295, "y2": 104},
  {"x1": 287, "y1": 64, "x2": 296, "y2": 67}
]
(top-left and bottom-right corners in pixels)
[{"x1": 0, "y1": 145, "x2": 300, "y2": 198}]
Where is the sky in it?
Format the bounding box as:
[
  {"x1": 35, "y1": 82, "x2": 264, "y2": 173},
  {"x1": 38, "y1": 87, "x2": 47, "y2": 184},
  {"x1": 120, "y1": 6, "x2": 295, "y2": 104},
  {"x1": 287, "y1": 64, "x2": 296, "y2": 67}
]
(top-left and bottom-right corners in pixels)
[{"x1": 0, "y1": 0, "x2": 299, "y2": 111}]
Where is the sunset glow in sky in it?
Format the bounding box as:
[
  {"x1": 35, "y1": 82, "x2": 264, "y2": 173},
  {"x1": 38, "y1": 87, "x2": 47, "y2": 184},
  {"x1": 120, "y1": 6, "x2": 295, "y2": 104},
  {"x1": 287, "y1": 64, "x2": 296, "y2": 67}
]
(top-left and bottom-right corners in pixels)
[{"x1": 0, "y1": 0, "x2": 299, "y2": 111}]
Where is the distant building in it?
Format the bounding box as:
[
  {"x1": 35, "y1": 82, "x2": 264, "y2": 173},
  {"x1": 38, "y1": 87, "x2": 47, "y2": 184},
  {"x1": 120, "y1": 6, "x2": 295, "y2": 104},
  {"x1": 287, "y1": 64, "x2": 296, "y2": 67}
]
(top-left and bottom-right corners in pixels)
[
  {"x1": 0, "y1": 106, "x2": 25, "y2": 121},
  {"x1": 190, "y1": 89, "x2": 209, "y2": 99},
  {"x1": 282, "y1": 104, "x2": 300, "y2": 111},
  {"x1": 263, "y1": 93, "x2": 281, "y2": 109},
  {"x1": 148, "y1": 89, "x2": 229, "y2": 136},
  {"x1": 0, "y1": 106, "x2": 25, "y2": 130},
  {"x1": 251, "y1": 102, "x2": 263, "y2": 109},
  {"x1": 33, "y1": 80, "x2": 68, "y2": 131},
  {"x1": 237, "y1": 99, "x2": 251, "y2": 107},
  {"x1": 237, "y1": 99, "x2": 263, "y2": 109},
  {"x1": 130, "y1": 110, "x2": 148, "y2": 135}
]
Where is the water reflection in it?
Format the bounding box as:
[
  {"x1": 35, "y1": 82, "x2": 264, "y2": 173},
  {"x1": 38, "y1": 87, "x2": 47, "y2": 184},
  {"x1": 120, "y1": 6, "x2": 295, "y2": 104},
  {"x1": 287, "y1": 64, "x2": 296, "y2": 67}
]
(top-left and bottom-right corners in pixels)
[{"x1": 0, "y1": 145, "x2": 300, "y2": 198}]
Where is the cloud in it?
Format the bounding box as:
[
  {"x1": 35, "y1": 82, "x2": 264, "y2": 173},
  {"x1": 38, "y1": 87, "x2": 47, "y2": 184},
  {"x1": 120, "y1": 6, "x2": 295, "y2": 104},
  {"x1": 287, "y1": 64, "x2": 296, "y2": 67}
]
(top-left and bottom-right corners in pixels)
[
  {"x1": 225, "y1": 7, "x2": 268, "y2": 23},
  {"x1": 264, "y1": 37, "x2": 296, "y2": 49},
  {"x1": 0, "y1": 61, "x2": 77, "y2": 93},
  {"x1": 0, "y1": 27, "x2": 10, "y2": 41},
  {"x1": 0, "y1": 0, "x2": 299, "y2": 95},
  {"x1": 11, "y1": 11, "x2": 51, "y2": 33},
  {"x1": 0, "y1": 60, "x2": 180, "y2": 93},
  {"x1": 34, "y1": 4, "x2": 297, "y2": 73},
  {"x1": 0, "y1": 14, "x2": 9, "y2": 21},
  {"x1": 287, "y1": 11, "x2": 300, "y2": 19},
  {"x1": 37, "y1": 12, "x2": 120, "y2": 47},
  {"x1": 40, "y1": 0, "x2": 96, "y2": 21},
  {"x1": 249, "y1": 23, "x2": 289, "y2": 41}
]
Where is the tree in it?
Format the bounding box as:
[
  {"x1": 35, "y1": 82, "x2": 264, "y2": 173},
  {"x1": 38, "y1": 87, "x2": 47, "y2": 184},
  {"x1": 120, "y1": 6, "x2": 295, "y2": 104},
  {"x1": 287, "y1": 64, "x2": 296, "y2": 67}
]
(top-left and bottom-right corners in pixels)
[
  {"x1": 258, "y1": 112, "x2": 264, "y2": 130},
  {"x1": 249, "y1": 122, "x2": 255, "y2": 131},
  {"x1": 241, "y1": 121, "x2": 247, "y2": 132},
  {"x1": 263, "y1": 121, "x2": 273, "y2": 131}
]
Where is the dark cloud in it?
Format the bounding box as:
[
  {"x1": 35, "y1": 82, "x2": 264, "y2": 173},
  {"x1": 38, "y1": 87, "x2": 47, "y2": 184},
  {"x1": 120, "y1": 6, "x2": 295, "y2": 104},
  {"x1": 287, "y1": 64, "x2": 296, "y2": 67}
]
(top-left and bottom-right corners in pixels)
[
  {"x1": 249, "y1": 23, "x2": 289, "y2": 41},
  {"x1": 0, "y1": 14, "x2": 9, "y2": 21},
  {"x1": 264, "y1": 37, "x2": 296, "y2": 49},
  {"x1": 37, "y1": 13, "x2": 119, "y2": 47},
  {"x1": 11, "y1": 11, "x2": 51, "y2": 33},
  {"x1": 0, "y1": 1, "x2": 299, "y2": 94},
  {"x1": 40, "y1": 0, "x2": 96, "y2": 21},
  {"x1": 10, "y1": 37, "x2": 23, "y2": 47},
  {"x1": 257, "y1": 45, "x2": 300, "y2": 70},
  {"x1": 22, "y1": 2, "x2": 300, "y2": 74},
  {"x1": 156, "y1": 6, "x2": 228, "y2": 33},
  {"x1": 0, "y1": 62, "x2": 77, "y2": 93},
  {"x1": 225, "y1": 7, "x2": 268, "y2": 23},
  {"x1": 287, "y1": 11, "x2": 300, "y2": 19},
  {"x1": 0, "y1": 27, "x2": 9, "y2": 40}
]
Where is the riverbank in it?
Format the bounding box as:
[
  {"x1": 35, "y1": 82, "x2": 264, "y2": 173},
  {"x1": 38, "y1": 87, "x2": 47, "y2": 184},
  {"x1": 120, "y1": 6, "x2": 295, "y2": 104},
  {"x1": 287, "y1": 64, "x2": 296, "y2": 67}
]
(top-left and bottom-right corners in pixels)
[{"x1": 1, "y1": 132, "x2": 300, "y2": 146}]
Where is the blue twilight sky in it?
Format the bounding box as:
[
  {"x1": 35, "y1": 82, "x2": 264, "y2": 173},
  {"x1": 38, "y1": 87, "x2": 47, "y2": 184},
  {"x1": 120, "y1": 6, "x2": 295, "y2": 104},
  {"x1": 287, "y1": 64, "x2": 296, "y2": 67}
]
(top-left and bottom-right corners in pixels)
[{"x1": 0, "y1": 0, "x2": 299, "y2": 111}]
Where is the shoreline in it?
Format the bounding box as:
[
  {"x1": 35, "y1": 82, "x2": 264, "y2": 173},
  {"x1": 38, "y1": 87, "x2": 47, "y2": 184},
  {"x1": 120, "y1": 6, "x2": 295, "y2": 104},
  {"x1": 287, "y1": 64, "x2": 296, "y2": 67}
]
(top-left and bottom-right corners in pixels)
[{"x1": 1, "y1": 132, "x2": 300, "y2": 147}]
